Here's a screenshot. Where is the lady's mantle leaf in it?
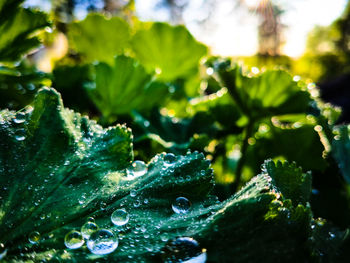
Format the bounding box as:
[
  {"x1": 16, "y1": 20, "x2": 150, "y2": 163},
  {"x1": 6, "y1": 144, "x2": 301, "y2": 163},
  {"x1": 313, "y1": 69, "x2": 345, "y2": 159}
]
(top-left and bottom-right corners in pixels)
[
  {"x1": 131, "y1": 22, "x2": 208, "y2": 81},
  {"x1": 0, "y1": 88, "x2": 343, "y2": 262},
  {"x1": 217, "y1": 64, "x2": 311, "y2": 119},
  {"x1": 85, "y1": 55, "x2": 170, "y2": 119},
  {"x1": 0, "y1": 0, "x2": 49, "y2": 62},
  {"x1": 68, "y1": 13, "x2": 130, "y2": 64},
  {"x1": 332, "y1": 125, "x2": 350, "y2": 184}
]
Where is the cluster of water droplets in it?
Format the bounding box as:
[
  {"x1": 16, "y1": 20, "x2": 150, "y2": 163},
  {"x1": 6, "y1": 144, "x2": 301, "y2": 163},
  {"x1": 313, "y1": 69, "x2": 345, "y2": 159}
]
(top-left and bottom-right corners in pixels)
[
  {"x1": 11, "y1": 108, "x2": 32, "y2": 142},
  {"x1": 63, "y1": 215, "x2": 123, "y2": 255},
  {"x1": 58, "y1": 151, "x2": 207, "y2": 261}
]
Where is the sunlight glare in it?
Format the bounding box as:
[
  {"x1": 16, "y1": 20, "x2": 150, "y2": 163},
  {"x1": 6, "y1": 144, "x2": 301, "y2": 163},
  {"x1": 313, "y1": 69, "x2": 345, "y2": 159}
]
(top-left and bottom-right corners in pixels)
[{"x1": 245, "y1": 0, "x2": 262, "y2": 8}]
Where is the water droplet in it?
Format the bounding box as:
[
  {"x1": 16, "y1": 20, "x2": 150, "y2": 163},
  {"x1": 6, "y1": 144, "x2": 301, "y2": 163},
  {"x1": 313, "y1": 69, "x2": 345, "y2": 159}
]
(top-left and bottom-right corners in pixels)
[
  {"x1": 143, "y1": 120, "x2": 150, "y2": 127},
  {"x1": 328, "y1": 232, "x2": 335, "y2": 239},
  {"x1": 15, "y1": 129, "x2": 26, "y2": 141},
  {"x1": 145, "y1": 243, "x2": 154, "y2": 252},
  {"x1": 126, "y1": 160, "x2": 147, "y2": 179},
  {"x1": 78, "y1": 195, "x2": 86, "y2": 205},
  {"x1": 87, "y1": 229, "x2": 118, "y2": 255},
  {"x1": 81, "y1": 221, "x2": 99, "y2": 239},
  {"x1": 0, "y1": 243, "x2": 7, "y2": 260},
  {"x1": 64, "y1": 230, "x2": 84, "y2": 249},
  {"x1": 28, "y1": 231, "x2": 40, "y2": 244},
  {"x1": 130, "y1": 189, "x2": 137, "y2": 197},
  {"x1": 172, "y1": 197, "x2": 191, "y2": 214},
  {"x1": 133, "y1": 200, "x2": 141, "y2": 207},
  {"x1": 13, "y1": 112, "x2": 26, "y2": 124},
  {"x1": 87, "y1": 217, "x2": 95, "y2": 222},
  {"x1": 164, "y1": 153, "x2": 176, "y2": 166},
  {"x1": 111, "y1": 209, "x2": 129, "y2": 226},
  {"x1": 160, "y1": 232, "x2": 169, "y2": 242},
  {"x1": 161, "y1": 237, "x2": 207, "y2": 263}
]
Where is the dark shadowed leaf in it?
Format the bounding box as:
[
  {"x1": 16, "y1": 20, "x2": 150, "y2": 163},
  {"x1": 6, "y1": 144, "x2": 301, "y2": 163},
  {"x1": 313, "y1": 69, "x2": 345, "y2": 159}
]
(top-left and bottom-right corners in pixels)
[
  {"x1": 0, "y1": 65, "x2": 48, "y2": 110},
  {"x1": 0, "y1": 0, "x2": 49, "y2": 61},
  {"x1": 332, "y1": 125, "x2": 350, "y2": 184}
]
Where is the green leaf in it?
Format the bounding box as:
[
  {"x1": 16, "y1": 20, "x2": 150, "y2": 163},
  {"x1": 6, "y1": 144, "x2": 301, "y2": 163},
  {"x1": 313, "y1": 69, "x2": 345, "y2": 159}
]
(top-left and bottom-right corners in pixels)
[
  {"x1": 52, "y1": 64, "x2": 95, "y2": 113},
  {"x1": 131, "y1": 22, "x2": 208, "y2": 81},
  {"x1": 246, "y1": 123, "x2": 328, "y2": 173},
  {"x1": 85, "y1": 55, "x2": 170, "y2": 119},
  {"x1": 218, "y1": 66, "x2": 311, "y2": 119},
  {"x1": 68, "y1": 14, "x2": 130, "y2": 64},
  {"x1": 332, "y1": 125, "x2": 350, "y2": 184},
  {"x1": 262, "y1": 160, "x2": 312, "y2": 206},
  {"x1": 1, "y1": 89, "x2": 347, "y2": 262},
  {"x1": 133, "y1": 109, "x2": 216, "y2": 153},
  {"x1": 0, "y1": 65, "x2": 48, "y2": 110},
  {"x1": 0, "y1": 0, "x2": 49, "y2": 61}
]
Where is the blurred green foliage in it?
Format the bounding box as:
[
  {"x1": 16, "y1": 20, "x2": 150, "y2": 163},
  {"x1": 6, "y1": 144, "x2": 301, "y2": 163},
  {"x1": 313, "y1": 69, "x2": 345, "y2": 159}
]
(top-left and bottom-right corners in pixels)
[
  {"x1": 68, "y1": 14, "x2": 131, "y2": 64},
  {"x1": 0, "y1": 0, "x2": 50, "y2": 110},
  {"x1": 294, "y1": 2, "x2": 350, "y2": 82}
]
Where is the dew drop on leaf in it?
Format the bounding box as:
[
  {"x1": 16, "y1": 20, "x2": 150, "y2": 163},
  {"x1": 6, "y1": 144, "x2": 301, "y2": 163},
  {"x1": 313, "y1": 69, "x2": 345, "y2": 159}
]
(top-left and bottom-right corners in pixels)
[
  {"x1": 13, "y1": 112, "x2": 26, "y2": 124},
  {"x1": 28, "y1": 231, "x2": 40, "y2": 244},
  {"x1": 161, "y1": 237, "x2": 207, "y2": 263},
  {"x1": 81, "y1": 221, "x2": 98, "y2": 239},
  {"x1": 14, "y1": 129, "x2": 26, "y2": 141},
  {"x1": 130, "y1": 189, "x2": 137, "y2": 197},
  {"x1": 111, "y1": 209, "x2": 129, "y2": 226},
  {"x1": 64, "y1": 230, "x2": 84, "y2": 249},
  {"x1": 126, "y1": 160, "x2": 147, "y2": 178},
  {"x1": 86, "y1": 229, "x2": 118, "y2": 255},
  {"x1": 160, "y1": 232, "x2": 169, "y2": 242},
  {"x1": 0, "y1": 243, "x2": 7, "y2": 260},
  {"x1": 172, "y1": 197, "x2": 191, "y2": 214},
  {"x1": 164, "y1": 153, "x2": 176, "y2": 166}
]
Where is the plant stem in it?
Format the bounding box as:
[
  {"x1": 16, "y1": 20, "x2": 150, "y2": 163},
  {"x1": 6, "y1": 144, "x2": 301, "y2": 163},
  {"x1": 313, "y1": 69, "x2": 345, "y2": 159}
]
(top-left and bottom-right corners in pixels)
[{"x1": 231, "y1": 120, "x2": 254, "y2": 193}]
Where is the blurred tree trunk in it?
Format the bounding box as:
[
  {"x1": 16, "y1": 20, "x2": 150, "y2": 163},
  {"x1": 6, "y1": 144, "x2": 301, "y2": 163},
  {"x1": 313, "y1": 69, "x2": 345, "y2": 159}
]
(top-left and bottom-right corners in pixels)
[
  {"x1": 103, "y1": 0, "x2": 135, "y2": 20},
  {"x1": 52, "y1": 0, "x2": 75, "y2": 24},
  {"x1": 256, "y1": 1, "x2": 285, "y2": 56}
]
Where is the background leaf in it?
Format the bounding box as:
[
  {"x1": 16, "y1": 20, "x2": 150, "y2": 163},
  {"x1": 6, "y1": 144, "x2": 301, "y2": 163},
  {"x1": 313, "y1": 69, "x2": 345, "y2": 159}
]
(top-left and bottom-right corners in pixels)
[
  {"x1": 131, "y1": 22, "x2": 208, "y2": 81},
  {"x1": 0, "y1": 0, "x2": 49, "y2": 62},
  {"x1": 332, "y1": 125, "x2": 350, "y2": 184},
  {"x1": 85, "y1": 55, "x2": 170, "y2": 120},
  {"x1": 218, "y1": 65, "x2": 311, "y2": 119},
  {"x1": 68, "y1": 14, "x2": 130, "y2": 64}
]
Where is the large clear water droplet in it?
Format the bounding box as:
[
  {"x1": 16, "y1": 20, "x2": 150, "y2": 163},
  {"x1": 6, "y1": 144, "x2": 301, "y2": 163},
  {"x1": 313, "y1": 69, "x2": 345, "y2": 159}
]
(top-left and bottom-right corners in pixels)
[
  {"x1": 87, "y1": 229, "x2": 118, "y2": 255},
  {"x1": 81, "y1": 221, "x2": 98, "y2": 239},
  {"x1": 0, "y1": 243, "x2": 7, "y2": 260},
  {"x1": 126, "y1": 160, "x2": 147, "y2": 179},
  {"x1": 172, "y1": 197, "x2": 191, "y2": 214},
  {"x1": 28, "y1": 231, "x2": 40, "y2": 244},
  {"x1": 160, "y1": 232, "x2": 169, "y2": 242},
  {"x1": 164, "y1": 153, "x2": 176, "y2": 166},
  {"x1": 15, "y1": 129, "x2": 26, "y2": 141},
  {"x1": 64, "y1": 230, "x2": 84, "y2": 249},
  {"x1": 13, "y1": 112, "x2": 26, "y2": 124},
  {"x1": 111, "y1": 209, "x2": 129, "y2": 226},
  {"x1": 161, "y1": 237, "x2": 207, "y2": 263},
  {"x1": 130, "y1": 189, "x2": 137, "y2": 197}
]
